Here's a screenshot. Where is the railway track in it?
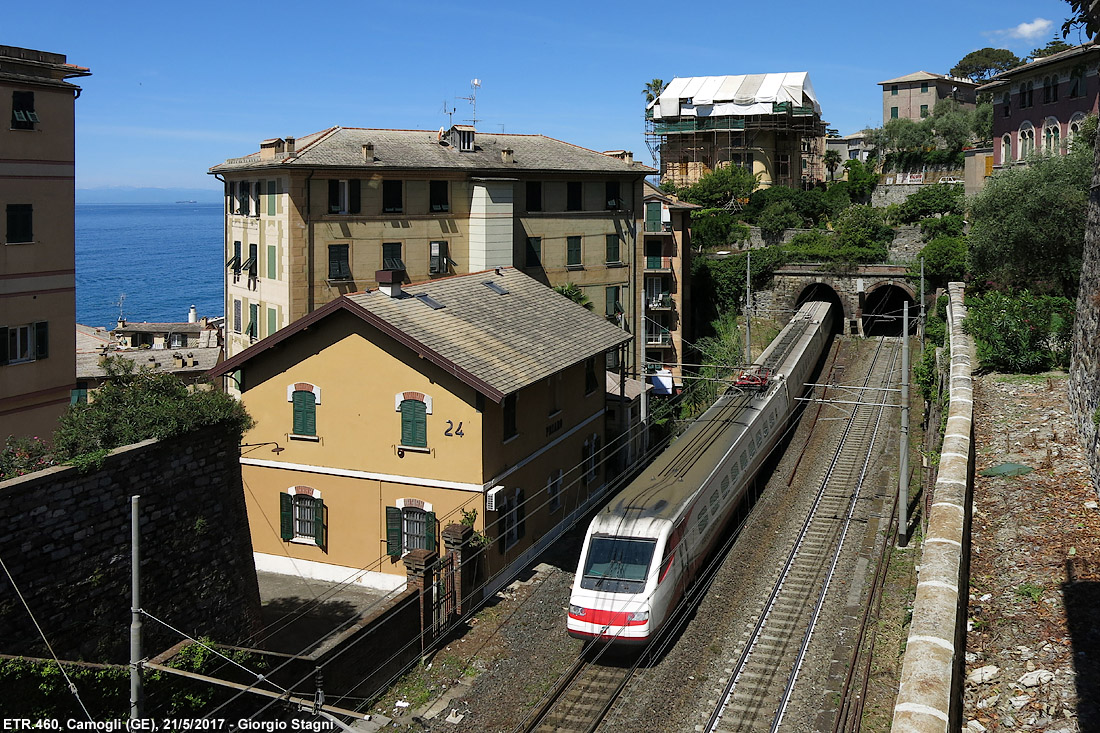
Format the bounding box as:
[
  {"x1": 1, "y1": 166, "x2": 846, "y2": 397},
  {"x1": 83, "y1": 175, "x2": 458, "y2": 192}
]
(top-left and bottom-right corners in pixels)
[
  {"x1": 703, "y1": 337, "x2": 900, "y2": 733},
  {"x1": 520, "y1": 649, "x2": 636, "y2": 733}
]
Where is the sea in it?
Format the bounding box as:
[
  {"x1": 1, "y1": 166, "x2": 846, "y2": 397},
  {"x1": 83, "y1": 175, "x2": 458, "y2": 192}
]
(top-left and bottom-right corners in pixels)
[{"x1": 76, "y1": 203, "x2": 224, "y2": 329}]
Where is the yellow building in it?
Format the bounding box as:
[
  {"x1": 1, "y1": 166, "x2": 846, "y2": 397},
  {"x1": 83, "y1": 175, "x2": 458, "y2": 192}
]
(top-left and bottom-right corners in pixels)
[
  {"x1": 209, "y1": 127, "x2": 652, "y2": 378},
  {"x1": 210, "y1": 268, "x2": 630, "y2": 591},
  {"x1": 0, "y1": 46, "x2": 89, "y2": 438}
]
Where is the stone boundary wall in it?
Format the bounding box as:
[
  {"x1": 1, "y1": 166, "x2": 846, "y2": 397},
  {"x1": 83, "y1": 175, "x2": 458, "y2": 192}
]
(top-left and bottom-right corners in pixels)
[
  {"x1": 0, "y1": 427, "x2": 261, "y2": 662},
  {"x1": 892, "y1": 282, "x2": 975, "y2": 732}
]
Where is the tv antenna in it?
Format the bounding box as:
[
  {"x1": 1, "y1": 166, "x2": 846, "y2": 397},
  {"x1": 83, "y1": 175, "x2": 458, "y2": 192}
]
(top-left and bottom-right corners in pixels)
[
  {"x1": 116, "y1": 292, "x2": 126, "y2": 325},
  {"x1": 459, "y1": 79, "x2": 482, "y2": 127},
  {"x1": 441, "y1": 100, "x2": 456, "y2": 127}
]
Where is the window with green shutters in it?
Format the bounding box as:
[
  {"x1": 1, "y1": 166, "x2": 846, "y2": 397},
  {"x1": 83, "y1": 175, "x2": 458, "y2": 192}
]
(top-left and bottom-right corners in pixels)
[
  {"x1": 248, "y1": 303, "x2": 259, "y2": 342},
  {"x1": 267, "y1": 245, "x2": 277, "y2": 280},
  {"x1": 645, "y1": 201, "x2": 661, "y2": 232},
  {"x1": 605, "y1": 234, "x2": 620, "y2": 263},
  {"x1": 400, "y1": 399, "x2": 427, "y2": 448},
  {"x1": 526, "y1": 237, "x2": 541, "y2": 267},
  {"x1": 267, "y1": 307, "x2": 277, "y2": 337},
  {"x1": 267, "y1": 180, "x2": 276, "y2": 216},
  {"x1": 292, "y1": 390, "x2": 316, "y2": 436},
  {"x1": 567, "y1": 236, "x2": 582, "y2": 267},
  {"x1": 890, "y1": 106, "x2": 899, "y2": 119},
  {"x1": 279, "y1": 490, "x2": 324, "y2": 546},
  {"x1": 385, "y1": 505, "x2": 437, "y2": 556},
  {"x1": 328, "y1": 244, "x2": 351, "y2": 280}
]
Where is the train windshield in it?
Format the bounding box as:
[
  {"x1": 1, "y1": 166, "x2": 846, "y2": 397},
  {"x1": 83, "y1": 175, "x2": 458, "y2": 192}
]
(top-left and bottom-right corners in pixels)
[{"x1": 580, "y1": 536, "x2": 657, "y2": 594}]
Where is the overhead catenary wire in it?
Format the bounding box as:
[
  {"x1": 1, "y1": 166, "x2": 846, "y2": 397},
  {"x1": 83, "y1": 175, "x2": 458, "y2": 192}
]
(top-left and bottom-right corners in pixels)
[{"x1": 0, "y1": 551, "x2": 95, "y2": 722}]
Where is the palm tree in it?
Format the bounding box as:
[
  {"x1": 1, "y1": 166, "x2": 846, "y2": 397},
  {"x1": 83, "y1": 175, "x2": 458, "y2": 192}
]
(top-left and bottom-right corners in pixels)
[
  {"x1": 554, "y1": 283, "x2": 593, "y2": 310},
  {"x1": 823, "y1": 149, "x2": 842, "y2": 182},
  {"x1": 643, "y1": 79, "x2": 665, "y2": 105}
]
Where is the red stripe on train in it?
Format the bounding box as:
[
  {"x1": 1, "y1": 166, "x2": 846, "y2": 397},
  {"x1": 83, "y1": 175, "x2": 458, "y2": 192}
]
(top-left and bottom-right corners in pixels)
[{"x1": 568, "y1": 608, "x2": 647, "y2": 626}]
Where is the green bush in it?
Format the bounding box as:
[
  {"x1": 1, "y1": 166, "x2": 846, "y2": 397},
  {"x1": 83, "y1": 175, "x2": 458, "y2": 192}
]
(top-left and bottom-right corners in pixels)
[
  {"x1": 925, "y1": 295, "x2": 949, "y2": 347},
  {"x1": 896, "y1": 184, "x2": 963, "y2": 223},
  {"x1": 917, "y1": 236, "x2": 968, "y2": 289},
  {"x1": 680, "y1": 164, "x2": 757, "y2": 208},
  {"x1": 823, "y1": 181, "x2": 852, "y2": 217},
  {"x1": 783, "y1": 230, "x2": 836, "y2": 261},
  {"x1": 919, "y1": 214, "x2": 965, "y2": 241},
  {"x1": 757, "y1": 200, "x2": 803, "y2": 241},
  {"x1": 913, "y1": 344, "x2": 940, "y2": 403},
  {"x1": 691, "y1": 208, "x2": 749, "y2": 249},
  {"x1": 0, "y1": 435, "x2": 55, "y2": 481},
  {"x1": 831, "y1": 204, "x2": 894, "y2": 262},
  {"x1": 963, "y1": 291, "x2": 1076, "y2": 372},
  {"x1": 53, "y1": 357, "x2": 253, "y2": 461}
]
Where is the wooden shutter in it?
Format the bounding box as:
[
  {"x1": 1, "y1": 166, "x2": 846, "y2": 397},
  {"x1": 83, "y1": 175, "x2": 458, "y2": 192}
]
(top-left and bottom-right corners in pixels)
[
  {"x1": 516, "y1": 489, "x2": 526, "y2": 540},
  {"x1": 34, "y1": 321, "x2": 48, "y2": 359},
  {"x1": 312, "y1": 497, "x2": 325, "y2": 546},
  {"x1": 349, "y1": 179, "x2": 361, "y2": 214},
  {"x1": 279, "y1": 492, "x2": 293, "y2": 540},
  {"x1": 400, "y1": 399, "x2": 426, "y2": 447},
  {"x1": 424, "y1": 511, "x2": 437, "y2": 552},
  {"x1": 267, "y1": 180, "x2": 276, "y2": 216},
  {"x1": 385, "y1": 506, "x2": 403, "y2": 557},
  {"x1": 293, "y1": 390, "x2": 315, "y2": 435}
]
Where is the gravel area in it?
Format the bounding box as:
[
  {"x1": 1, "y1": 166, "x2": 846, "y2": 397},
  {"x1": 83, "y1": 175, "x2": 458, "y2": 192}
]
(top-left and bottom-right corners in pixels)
[{"x1": 963, "y1": 373, "x2": 1100, "y2": 733}]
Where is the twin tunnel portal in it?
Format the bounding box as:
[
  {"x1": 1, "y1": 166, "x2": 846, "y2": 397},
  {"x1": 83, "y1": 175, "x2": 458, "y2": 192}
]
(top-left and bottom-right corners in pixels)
[{"x1": 772, "y1": 264, "x2": 919, "y2": 338}]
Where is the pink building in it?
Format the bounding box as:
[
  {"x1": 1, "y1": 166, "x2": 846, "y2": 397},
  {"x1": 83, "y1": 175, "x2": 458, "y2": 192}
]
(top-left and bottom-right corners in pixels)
[{"x1": 980, "y1": 43, "x2": 1100, "y2": 168}]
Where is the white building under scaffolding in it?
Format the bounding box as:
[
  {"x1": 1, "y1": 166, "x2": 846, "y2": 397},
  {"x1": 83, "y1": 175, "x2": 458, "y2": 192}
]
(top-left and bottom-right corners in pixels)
[{"x1": 646, "y1": 73, "x2": 827, "y2": 189}]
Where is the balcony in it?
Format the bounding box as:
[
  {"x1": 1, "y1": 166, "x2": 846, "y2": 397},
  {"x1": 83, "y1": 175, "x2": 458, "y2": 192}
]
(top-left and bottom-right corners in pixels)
[
  {"x1": 644, "y1": 221, "x2": 673, "y2": 234},
  {"x1": 645, "y1": 328, "x2": 673, "y2": 347},
  {"x1": 644, "y1": 256, "x2": 673, "y2": 272},
  {"x1": 647, "y1": 293, "x2": 673, "y2": 310}
]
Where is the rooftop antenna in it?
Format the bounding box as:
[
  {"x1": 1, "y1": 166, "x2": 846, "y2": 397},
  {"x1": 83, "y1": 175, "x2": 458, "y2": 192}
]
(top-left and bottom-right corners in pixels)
[
  {"x1": 116, "y1": 292, "x2": 127, "y2": 325},
  {"x1": 459, "y1": 78, "x2": 482, "y2": 127},
  {"x1": 441, "y1": 100, "x2": 456, "y2": 127}
]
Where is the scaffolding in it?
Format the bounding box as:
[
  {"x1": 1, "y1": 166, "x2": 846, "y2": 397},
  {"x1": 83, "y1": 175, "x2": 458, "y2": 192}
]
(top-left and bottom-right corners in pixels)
[{"x1": 645, "y1": 79, "x2": 827, "y2": 190}]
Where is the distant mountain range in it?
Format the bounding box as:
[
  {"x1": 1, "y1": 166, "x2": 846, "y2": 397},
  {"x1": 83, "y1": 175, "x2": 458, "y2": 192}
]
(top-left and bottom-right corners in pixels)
[{"x1": 76, "y1": 187, "x2": 222, "y2": 204}]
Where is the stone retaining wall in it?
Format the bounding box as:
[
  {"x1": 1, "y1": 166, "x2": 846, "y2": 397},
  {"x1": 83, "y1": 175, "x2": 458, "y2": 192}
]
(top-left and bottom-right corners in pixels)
[
  {"x1": 0, "y1": 426, "x2": 261, "y2": 662},
  {"x1": 892, "y1": 282, "x2": 975, "y2": 732}
]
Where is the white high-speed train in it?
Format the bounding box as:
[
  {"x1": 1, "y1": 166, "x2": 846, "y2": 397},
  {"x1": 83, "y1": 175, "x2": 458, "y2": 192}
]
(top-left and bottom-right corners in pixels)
[{"x1": 567, "y1": 301, "x2": 835, "y2": 644}]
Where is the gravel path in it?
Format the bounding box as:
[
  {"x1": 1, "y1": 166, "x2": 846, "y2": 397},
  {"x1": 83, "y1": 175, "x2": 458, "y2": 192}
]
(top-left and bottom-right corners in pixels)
[{"x1": 963, "y1": 373, "x2": 1100, "y2": 733}]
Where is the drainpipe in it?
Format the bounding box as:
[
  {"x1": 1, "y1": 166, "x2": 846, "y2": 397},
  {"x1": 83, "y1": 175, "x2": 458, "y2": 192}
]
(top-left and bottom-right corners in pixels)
[{"x1": 306, "y1": 169, "x2": 316, "y2": 313}]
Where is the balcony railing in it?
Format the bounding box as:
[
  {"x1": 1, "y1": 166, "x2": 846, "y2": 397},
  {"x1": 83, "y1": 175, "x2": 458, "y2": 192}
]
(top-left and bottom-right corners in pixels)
[
  {"x1": 645, "y1": 256, "x2": 672, "y2": 271},
  {"x1": 647, "y1": 293, "x2": 673, "y2": 310},
  {"x1": 644, "y1": 221, "x2": 673, "y2": 233},
  {"x1": 645, "y1": 328, "x2": 673, "y2": 346}
]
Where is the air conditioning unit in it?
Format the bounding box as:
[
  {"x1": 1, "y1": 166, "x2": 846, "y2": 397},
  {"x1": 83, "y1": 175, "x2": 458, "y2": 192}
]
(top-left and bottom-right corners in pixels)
[{"x1": 485, "y1": 486, "x2": 504, "y2": 512}]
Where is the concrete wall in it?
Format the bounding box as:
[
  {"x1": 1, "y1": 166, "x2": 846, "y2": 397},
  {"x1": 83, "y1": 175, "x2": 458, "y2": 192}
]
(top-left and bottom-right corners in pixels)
[
  {"x1": 892, "y1": 282, "x2": 975, "y2": 732},
  {"x1": 0, "y1": 425, "x2": 261, "y2": 662}
]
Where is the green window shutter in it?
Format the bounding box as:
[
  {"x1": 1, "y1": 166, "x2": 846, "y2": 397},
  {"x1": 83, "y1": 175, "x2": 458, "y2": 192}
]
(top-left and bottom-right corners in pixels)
[
  {"x1": 267, "y1": 307, "x2": 277, "y2": 336},
  {"x1": 516, "y1": 489, "x2": 526, "y2": 539},
  {"x1": 34, "y1": 321, "x2": 48, "y2": 359},
  {"x1": 312, "y1": 497, "x2": 325, "y2": 546},
  {"x1": 267, "y1": 245, "x2": 276, "y2": 279},
  {"x1": 645, "y1": 201, "x2": 661, "y2": 230},
  {"x1": 424, "y1": 511, "x2": 437, "y2": 553},
  {"x1": 605, "y1": 234, "x2": 619, "y2": 263},
  {"x1": 567, "y1": 236, "x2": 581, "y2": 265},
  {"x1": 400, "y1": 399, "x2": 427, "y2": 447},
  {"x1": 267, "y1": 180, "x2": 276, "y2": 216},
  {"x1": 385, "y1": 506, "x2": 403, "y2": 557},
  {"x1": 293, "y1": 390, "x2": 316, "y2": 435},
  {"x1": 280, "y1": 492, "x2": 293, "y2": 540},
  {"x1": 349, "y1": 179, "x2": 361, "y2": 214}
]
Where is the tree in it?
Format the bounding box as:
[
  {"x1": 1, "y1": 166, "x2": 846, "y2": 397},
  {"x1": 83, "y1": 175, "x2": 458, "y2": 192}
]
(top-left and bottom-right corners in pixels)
[
  {"x1": 1062, "y1": 0, "x2": 1100, "y2": 37},
  {"x1": 917, "y1": 236, "x2": 968, "y2": 289},
  {"x1": 842, "y1": 159, "x2": 877, "y2": 202},
  {"x1": 553, "y1": 282, "x2": 593, "y2": 310},
  {"x1": 950, "y1": 48, "x2": 1023, "y2": 83},
  {"x1": 832, "y1": 204, "x2": 894, "y2": 261},
  {"x1": 53, "y1": 357, "x2": 252, "y2": 460},
  {"x1": 896, "y1": 183, "x2": 964, "y2": 223},
  {"x1": 1030, "y1": 36, "x2": 1074, "y2": 58},
  {"x1": 757, "y1": 201, "x2": 803, "y2": 242},
  {"x1": 929, "y1": 99, "x2": 973, "y2": 150},
  {"x1": 884, "y1": 117, "x2": 934, "y2": 150},
  {"x1": 968, "y1": 141, "x2": 1092, "y2": 297},
  {"x1": 690, "y1": 209, "x2": 749, "y2": 250},
  {"x1": 971, "y1": 100, "x2": 993, "y2": 143},
  {"x1": 823, "y1": 149, "x2": 842, "y2": 182},
  {"x1": 680, "y1": 164, "x2": 757, "y2": 208},
  {"x1": 643, "y1": 78, "x2": 665, "y2": 105}
]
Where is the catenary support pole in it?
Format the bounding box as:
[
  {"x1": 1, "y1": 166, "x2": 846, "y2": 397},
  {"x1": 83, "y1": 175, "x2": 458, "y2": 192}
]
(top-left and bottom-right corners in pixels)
[
  {"x1": 745, "y1": 250, "x2": 752, "y2": 365},
  {"x1": 131, "y1": 495, "x2": 143, "y2": 718},
  {"x1": 899, "y1": 302, "x2": 911, "y2": 547}
]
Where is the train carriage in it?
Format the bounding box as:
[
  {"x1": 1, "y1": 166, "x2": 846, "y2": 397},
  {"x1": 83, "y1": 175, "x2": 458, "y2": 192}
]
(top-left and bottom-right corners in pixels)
[{"x1": 568, "y1": 301, "x2": 834, "y2": 643}]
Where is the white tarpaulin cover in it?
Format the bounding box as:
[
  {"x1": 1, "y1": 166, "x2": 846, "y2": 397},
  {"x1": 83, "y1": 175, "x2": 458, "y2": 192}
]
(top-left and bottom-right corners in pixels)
[{"x1": 650, "y1": 73, "x2": 821, "y2": 119}]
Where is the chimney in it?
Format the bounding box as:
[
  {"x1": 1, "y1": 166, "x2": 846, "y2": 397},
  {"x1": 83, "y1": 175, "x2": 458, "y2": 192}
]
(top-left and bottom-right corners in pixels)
[
  {"x1": 173, "y1": 353, "x2": 184, "y2": 369},
  {"x1": 501, "y1": 148, "x2": 514, "y2": 164},
  {"x1": 375, "y1": 268, "x2": 405, "y2": 298},
  {"x1": 362, "y1": 142, "x2": 375, "y2": 163},
  {"x1": 188, "y1": 304, "x2": 197, "y2": 323},
  {"x1": 285, "y1": 137, "x2": 296, "y2": 154},
  {"x1": 259, "y1": 138, "x2": 284, "y2": 160},
  {"x1": 623, "y1": 151, "x2": 633, "y2": 165},
  {"x1": 117, "y1": 317, "x2": 125, "y2": 329}
]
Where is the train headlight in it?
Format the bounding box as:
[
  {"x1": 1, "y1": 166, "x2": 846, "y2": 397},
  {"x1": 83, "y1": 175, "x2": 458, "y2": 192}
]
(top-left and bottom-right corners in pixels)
[
  {"x1": 626, "y1": 611, "x2": 649, "y2": 623},
  {"x1": 569, "y1": 604, "x2": 586, "y2": 617}
]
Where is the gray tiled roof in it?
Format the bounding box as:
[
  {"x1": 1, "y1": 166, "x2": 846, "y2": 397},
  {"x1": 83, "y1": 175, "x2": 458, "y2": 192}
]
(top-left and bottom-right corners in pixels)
[
  {"x1": 77, "y1": 348, "x2": 221, "y2": 380},
  {"x1": 345, "y1": 268, "x2": 631, "y2": 398},
  {"x1": 210, "y1": 127, "x2": 654, "y2": 175}
]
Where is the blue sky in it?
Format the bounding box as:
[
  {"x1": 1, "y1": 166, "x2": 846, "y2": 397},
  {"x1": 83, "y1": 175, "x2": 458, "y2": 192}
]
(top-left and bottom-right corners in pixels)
[{"x1": 5, "y1": 0, "x2": 1083, "y2": 191}]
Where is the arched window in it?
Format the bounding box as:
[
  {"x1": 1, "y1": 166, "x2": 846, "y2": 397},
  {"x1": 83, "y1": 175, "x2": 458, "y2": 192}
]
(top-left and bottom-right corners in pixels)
[
  {"x1": 1044, "y1": 119, "x2": 1061, "y2": 153},
  {"x1": 1042, "y1": 76, "x2": 1052, "y2": 104},
  {"x1": 1002, "y1": 134, "x2": 1012, "y2": 164},
  {"x1": 1068, "y1": 112, "x2": 1087, "y2": 145},
  {"x1": 1050, "y1": 73, "x2": 1059, "y2": 102},
  {"x1": 287, "y1": 382, "x2": 321, "y2": 437},
  {"x1": 1018, "y1": 124, "x2": 1035, "y2": 159}
]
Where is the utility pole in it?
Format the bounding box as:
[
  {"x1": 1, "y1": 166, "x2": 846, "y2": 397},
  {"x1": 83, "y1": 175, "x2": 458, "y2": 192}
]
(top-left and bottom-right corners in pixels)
[
  {"x1": 745, "y1": 250, "x2": 752, "y2": 365},
  {"x1": 130, "y1": 495, "x2": 144, "y2": 718},
  {"x1": 899, "y1": 303, "x2": 910, "y2": 547}
]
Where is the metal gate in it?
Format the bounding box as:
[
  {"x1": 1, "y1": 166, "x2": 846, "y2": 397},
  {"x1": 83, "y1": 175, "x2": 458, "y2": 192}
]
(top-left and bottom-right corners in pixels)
[{"x1": 433, "y1": 553, "x2": 456, "y2": 637}]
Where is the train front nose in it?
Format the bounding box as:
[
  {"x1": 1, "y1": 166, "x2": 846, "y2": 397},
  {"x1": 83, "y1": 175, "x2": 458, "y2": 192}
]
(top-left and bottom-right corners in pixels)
[{"x1": 568, "y1": 600, "x2": 651, "y2": 643}]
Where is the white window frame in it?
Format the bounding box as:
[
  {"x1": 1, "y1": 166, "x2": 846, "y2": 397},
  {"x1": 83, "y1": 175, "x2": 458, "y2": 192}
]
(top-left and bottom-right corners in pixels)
[
  {"x1": 395, "y1": 497, "x2": 434, "y2": 555},
  {"x1": 287, "y1": 486, "x2": 321, "y2": 545},
  {"x1": 6, "y1": 324, "x2": 33, "y2": 364}
]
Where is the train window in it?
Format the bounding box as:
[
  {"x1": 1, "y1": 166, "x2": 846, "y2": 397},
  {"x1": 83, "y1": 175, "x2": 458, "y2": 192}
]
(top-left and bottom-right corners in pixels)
[
  {"x1": 730, "y1": 465, "x2": 739, "y2": 483},
  {"x1": 580, "y1": 536, "x2": 657, "y2": 593},
  {"x1": 709, "y1": 491, "x2": 720, "y2": 516},
  {"x1": 720, "y1": 475, "x2": 730, "y2": 498},
  {"x1": 739, "y1": 453, "x2": 747, "y2": 471},
  {"x1": 763, "y1": 422, "x2": 769, "y2": 438},
  {"x1": 697, "y1": 506, "x2": 709, "y2": 534}
]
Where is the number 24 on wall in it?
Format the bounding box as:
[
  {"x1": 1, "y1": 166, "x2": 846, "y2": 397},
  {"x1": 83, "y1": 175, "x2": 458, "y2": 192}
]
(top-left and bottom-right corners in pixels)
[{"x1": 444, "y1": 420, "x2": 464, "y2": 437}]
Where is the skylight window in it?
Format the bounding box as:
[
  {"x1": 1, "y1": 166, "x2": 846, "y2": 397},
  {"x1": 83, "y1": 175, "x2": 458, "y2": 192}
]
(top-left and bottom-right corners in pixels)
[
  {"x1": 483, "y1": 281, "x2": 509, "y2": 295},
  {"x1": 415, "y1": 293, "x2": 445, "y2": 310}
]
